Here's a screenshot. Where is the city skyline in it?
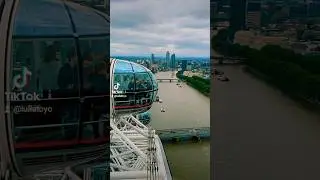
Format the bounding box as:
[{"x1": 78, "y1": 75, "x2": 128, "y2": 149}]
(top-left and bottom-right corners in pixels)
[{"x1": 110, "y1": 0, "x2": 210, "y2": 57}]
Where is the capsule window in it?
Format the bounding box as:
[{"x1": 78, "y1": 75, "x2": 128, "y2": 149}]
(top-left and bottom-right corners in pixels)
[
  {"x1": 11, "y1": 41, "x2": 35, "y2": 92},
  {"x1": 150, "y1": 73, "x2": 158, "y2": 102},
  {"x1": 11, "y1": 39, "x2": 80, "y2": 97},
  {"x1": 40, "y1": 40, "x2": 79, "y2": 94},
  {"x1": 113, "y1": 73, "x2": 134, "y2": 92},
  {"x1": 112, "y1": 60, "x2": 157, "y2": 114},
  {"x1": 91, "y1": 39, "x2": 109, "y2": 61},
  {"x1": 114, "y1": 60, "x2": 133, "y2": 73},
  {"x1": 135, "y1": 72, "x2": 153, "y2": 91},
  {"x1": 151, "y1": 73, "x2": 158, "y2": 89},
  {"x1": 79, "y1": 37, "x2": 109, "y2": 139},
  {"x1": 10, "y1": 39, "x2": 80, "y2": 145},
  {"x1": 113, "y1": 73, "x2": 135, "y2": 107},
  {"x1": 79, "y1": 38, "x2": 109, "y2": 96}
]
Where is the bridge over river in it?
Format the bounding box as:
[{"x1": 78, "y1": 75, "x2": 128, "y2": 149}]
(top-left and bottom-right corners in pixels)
[
  {"x1": 157, "y1": 78, "x2": 179, "y2": 83},
  {"x1": 157, "y1": 127, "x2": 210, "y2": 143}
]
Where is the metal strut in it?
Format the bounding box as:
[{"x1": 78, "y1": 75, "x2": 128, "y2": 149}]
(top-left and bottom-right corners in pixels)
[{"x1": 110, "y1": 114, "x2": 160, "y2": 180}]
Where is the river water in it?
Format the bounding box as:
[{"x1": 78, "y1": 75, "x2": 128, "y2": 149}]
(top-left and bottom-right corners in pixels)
[
  {"x1": 150, "y1": 66, "x2": 320, "y2": 180},
  {"x1": 150, "y1": 72, "x2": 210, "y2": 130},
  {"x1": 149, "y1": 71, "x2": 211, "y2": 180},
  {"x1": 213, "y1": 65, "x2": 320, "y2": 180}
]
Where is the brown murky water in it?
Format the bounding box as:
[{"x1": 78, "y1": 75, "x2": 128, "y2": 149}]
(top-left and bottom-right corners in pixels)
[{"x1": 150, "y1": 71, "x2": 210, "y2": 180}]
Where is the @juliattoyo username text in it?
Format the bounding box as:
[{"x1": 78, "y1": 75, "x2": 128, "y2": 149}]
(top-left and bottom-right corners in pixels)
[{"x1": 7, "y1": 105, "x2": 53, "y2": 114}]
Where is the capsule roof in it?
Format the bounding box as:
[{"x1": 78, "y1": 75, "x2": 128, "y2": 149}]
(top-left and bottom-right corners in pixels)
[
  {"x1": 13, "y1": 0, "x2": 109, "y2": 38},
  {"x1": 113, "y1": 59, "x2": 152, "y2": 73}
]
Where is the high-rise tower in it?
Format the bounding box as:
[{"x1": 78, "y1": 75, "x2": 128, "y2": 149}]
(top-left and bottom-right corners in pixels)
[
  {"x1": 170, "y1": 53, "x2": 176, "y2": 77},
  {"x1": 230, "y1": 0, "x2": 247, "y2": 31},
  {"x1": 151, "y1": 53, "x2": 155, "y2": 64},
  {"x1": 181, "y1": 60, "x2": 187, "y2": 72},
  {"x1": 171, "y1": 53, "x2": 176, "y2": 70},
  {"x1": 246, "y1": 0, "x2": 262, "y2": 29},
  {"x1": 166, "y1": 51, "x2": 170, "y2": 69}
]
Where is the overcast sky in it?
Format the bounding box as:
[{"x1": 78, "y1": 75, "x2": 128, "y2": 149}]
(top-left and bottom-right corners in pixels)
[{"x1": 110, "y1": 0, "x2": 210, "y2": 57}]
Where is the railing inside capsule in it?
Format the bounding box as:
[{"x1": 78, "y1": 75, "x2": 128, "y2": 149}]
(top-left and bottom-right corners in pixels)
[{"x1": 13, "y1": 117, "x2": 109, "y2": 146}]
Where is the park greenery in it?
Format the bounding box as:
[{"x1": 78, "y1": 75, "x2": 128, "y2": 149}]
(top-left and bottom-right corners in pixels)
[
  {"x1": 176, "y1": 71, "x2": 210, "y2": 97},
  {"x1": 212, "y1": 28, "x2": 320, "y2": 105}
]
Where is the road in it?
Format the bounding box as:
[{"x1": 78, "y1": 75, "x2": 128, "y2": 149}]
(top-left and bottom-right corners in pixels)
[{"x1": 213, "y1": 65, "x2": 320, "y2": 180}]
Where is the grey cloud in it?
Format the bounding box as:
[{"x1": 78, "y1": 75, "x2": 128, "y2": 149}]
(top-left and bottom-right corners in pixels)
[
  {"x1": 110, "y1": 0, "x2": 210, "y2": 56},
  {"x1": 111, "y1": 13, "x2": 154, "y2": 28}
]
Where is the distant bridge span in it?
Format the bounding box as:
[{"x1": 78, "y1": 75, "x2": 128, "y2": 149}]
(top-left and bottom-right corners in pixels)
[
  {"x1": 211, "y1": 56, "x2": 245, "y2": 65},
  {"x1": 157, "y1": 127, "x2": 210, "y2": 143},
  {"x1": 157, "y1": 78, "x2": 179, "y2": 82},
  {"x1": 211, "y1": 56, "x2": 246, "y2": 60}
]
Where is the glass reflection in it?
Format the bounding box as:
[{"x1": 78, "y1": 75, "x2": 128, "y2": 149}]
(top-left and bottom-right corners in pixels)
[
  {"x1": 79, "y1": 38, "x2": 109, "y2": 95},
  {"x1": 57, "y1": 48, "x2": 78, "y2": 90},
  {"x1": 135, "y1": 73, "x2": 152, "y2": 91},
  {"x1": 114, "y1": 60, "x2": 133, "y2": 73},
  {"x1": 79, "y1": 38, "x2": 109, "y2": 140},
  {"x1": 11, "y1": 40, "x2": 80, "y2": 145},
  {"x1": 113, "y1": 60, "x2": 158, "y2": 113},
  {"x1": 89, "y1": 60, "x2": 109, "y2": 93},
  {"x1": 10, "y1": 38, "x2": 109, "y2": 147}
]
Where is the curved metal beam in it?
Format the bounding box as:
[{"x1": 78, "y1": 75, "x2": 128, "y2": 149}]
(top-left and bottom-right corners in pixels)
[{"x1": 0, "y1": 0, "x2": 21, "y2": 177}]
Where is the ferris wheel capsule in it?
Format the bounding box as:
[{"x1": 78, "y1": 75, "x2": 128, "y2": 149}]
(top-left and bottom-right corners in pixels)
[
  {"x1": 0, "y1": 0, "x2": 109, "y2": 177},
  {"x1": 111, "y1": 59, "x2": 159, "y2": 116}
]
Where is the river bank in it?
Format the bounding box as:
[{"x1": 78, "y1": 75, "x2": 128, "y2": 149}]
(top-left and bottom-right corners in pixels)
[
  {"x1": 175, "y1": 72, "x2": 210, "y2": 97},
  {"x1": 212, "y1": 29, "x2": 320, "y2": 109}
]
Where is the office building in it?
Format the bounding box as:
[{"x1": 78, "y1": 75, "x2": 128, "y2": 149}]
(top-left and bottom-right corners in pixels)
[
  {"x1": 246, "y1": 0, "x2": 262, "y2": 29},
  {"x1": 171, "y1": 53, "x2": 176, "y2": 70},
  {"x1": 230, "y1": 0, "x2": 247, "y2": 31},
  {"x1": 308, "y1": 0, "x2": 320, "y2": 17},
  {"x1": 151, "y1": 53, "x2": 154, "y2": 64},
  {"x1": 181, "y1": 60, "x2": 187, "y2": 71},
  {"x1": 211, "y1": 1, "x2": 218, "y2": 17},
  {"x1": 166, "y1": 51, "x2": 170, "y2": 68},
  {"x1": 186, "y1": 64, "x2": 192, "y2": 71}
]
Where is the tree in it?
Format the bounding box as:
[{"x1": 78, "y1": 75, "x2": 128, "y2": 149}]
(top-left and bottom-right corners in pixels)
[{"x1": 211, "y1": 29, "x2": 320, "y2": 102}]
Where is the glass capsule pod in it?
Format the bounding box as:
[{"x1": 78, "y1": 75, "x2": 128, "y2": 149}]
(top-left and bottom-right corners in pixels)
[
  {"x1": 111, "y1": 59, "x2": 158, "y2": 115},
  {"x1": 0, "y1": 0, "x2": 109, "y2": 176},
  {"x1": 137, "y1": 111, "x2": 152, "y2": 125}
]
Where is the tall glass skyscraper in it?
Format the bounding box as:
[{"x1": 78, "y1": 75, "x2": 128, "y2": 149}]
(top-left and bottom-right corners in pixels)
[
  {"x1": 171, "y1": 53, "x2": 176, "y2": 70},
  {"x1": 230, "y1": 0, "x2": 246, "y2": 31},
  {"x1": 166, "y1": 51, "x2": 170, "y2": 68},
  {"x1": 246, "y1": 0, "x2": 262, "y2": 29},
  {"x1": 151, "y1": 53, "x2": 155, "y2": 64}
]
